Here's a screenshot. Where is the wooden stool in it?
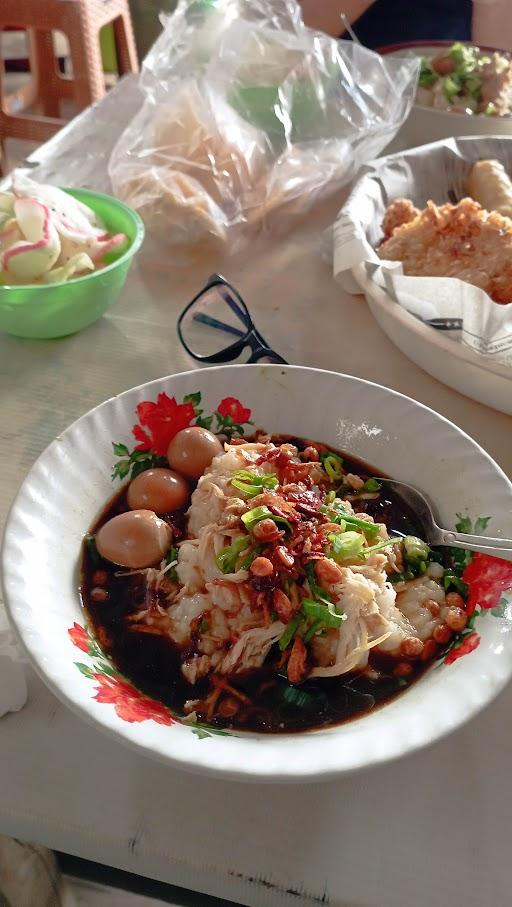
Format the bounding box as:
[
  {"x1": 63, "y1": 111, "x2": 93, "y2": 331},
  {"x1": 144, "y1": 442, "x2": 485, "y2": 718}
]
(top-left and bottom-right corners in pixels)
[{"x1": 0, "y1": 0, "x2": 138, "y2": 160}]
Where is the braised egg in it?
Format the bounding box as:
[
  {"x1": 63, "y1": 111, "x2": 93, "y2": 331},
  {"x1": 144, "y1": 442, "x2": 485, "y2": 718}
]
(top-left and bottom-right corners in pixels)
[
  {"x1": 127, "y1": 468, "x2": 189, "y2": 513},
  {"x1": 95, "y1": 509, "x2": 172, "y2": 568},
  {"x1": 167, "y1": 426, "x2": 223, "y2": 480}
]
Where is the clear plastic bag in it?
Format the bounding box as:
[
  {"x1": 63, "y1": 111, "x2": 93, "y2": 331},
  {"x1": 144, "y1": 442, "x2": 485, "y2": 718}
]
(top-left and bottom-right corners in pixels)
[{"x1": 109, "y1": 0, "x2": 419, "y2": 252}]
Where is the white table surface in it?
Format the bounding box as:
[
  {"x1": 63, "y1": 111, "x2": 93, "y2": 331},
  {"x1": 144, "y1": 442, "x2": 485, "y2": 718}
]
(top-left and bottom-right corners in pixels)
[{"x1": 1, "y1": 81, "x2": 512, "y2": 907}]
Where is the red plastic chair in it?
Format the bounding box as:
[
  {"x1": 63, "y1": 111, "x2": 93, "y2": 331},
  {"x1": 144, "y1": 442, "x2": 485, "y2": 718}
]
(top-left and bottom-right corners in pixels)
[{"x1": 0, "y1": 0, "x2": 138, "y2": 161}]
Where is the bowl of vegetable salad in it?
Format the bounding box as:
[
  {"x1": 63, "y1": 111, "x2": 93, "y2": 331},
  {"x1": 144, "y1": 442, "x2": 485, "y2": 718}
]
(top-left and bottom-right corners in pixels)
[{"x1": 380, "y1": 42, "x2": 512, "y2": 151}]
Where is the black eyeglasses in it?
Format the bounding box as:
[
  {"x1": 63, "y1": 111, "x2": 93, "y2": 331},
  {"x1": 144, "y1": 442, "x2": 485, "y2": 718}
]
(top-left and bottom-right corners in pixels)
[{"x1": 177, "y1": 274, "x2": 288, "y2": 365}]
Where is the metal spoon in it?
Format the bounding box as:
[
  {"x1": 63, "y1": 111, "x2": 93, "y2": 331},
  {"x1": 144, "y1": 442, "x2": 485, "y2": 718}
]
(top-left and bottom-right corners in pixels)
[{"x1": 377, "y1": 479, "x2": 512, "y2": 562}]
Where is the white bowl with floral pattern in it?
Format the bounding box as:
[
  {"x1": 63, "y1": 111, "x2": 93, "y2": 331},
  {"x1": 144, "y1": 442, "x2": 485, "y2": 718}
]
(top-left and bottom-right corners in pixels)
[{"x1": 3, "y1": 365, "x2": 512, "y2": 782}]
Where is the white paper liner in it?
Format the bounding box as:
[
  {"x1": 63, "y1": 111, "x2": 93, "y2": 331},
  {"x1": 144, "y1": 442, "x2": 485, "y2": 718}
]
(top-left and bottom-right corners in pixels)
[{"x1": 333, "y1": 135, "x2": 512, "y2": 366}]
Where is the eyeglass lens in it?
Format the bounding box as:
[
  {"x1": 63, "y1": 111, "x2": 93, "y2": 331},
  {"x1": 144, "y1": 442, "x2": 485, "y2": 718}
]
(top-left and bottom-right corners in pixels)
[{"x1": 180, "y1": 285, "x2": 252, "y2": 357}]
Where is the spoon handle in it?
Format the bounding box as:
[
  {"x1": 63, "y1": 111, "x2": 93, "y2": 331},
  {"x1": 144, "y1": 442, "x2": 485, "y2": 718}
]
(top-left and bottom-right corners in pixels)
[{"x1": 439, "y1": 530, "x2": 512, "y2": 561}]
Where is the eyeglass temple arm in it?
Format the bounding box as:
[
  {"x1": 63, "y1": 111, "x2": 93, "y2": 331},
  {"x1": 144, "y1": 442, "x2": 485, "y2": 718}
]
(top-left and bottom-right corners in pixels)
[
  {"x1": 192, "y1": 312, "x2": 246, "y2": 338},
  {"x1": 220, "y1": 289, "x2": 251, "y2": 328}
]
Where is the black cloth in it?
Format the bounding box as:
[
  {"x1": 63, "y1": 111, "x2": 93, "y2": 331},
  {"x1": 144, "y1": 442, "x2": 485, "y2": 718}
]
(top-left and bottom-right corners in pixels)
[{"x1": 343, "y1": 0, "x2": 472, "y2": 49}]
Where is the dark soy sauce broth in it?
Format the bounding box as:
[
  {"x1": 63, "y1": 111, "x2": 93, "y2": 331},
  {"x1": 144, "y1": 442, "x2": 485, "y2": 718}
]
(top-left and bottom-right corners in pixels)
[{"x1": 81, "y1": 439, "x2": 430, "y2": 733}]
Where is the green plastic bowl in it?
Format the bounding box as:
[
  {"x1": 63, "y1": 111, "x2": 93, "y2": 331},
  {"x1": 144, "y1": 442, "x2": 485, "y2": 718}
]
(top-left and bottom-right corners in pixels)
[{"x1": 0, "y1": 188, "x2": 145, "y2": 339}]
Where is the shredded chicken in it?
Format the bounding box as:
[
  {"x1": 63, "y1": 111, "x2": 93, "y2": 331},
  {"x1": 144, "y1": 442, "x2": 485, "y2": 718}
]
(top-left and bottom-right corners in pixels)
[{"x1": 219, "y1": 623, "x2": 286, "y2": 675}]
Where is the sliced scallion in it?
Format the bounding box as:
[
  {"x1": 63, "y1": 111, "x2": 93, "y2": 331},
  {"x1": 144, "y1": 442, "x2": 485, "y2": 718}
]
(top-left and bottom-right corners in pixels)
[
  {"x1": 241, "y1": 505, "x2": 291, "y2": 534},
  {"x1": 85, "y1": 535, "x2": 101, "y2": 568},
  {"x1": 231, "y1": 470, "x2": 278, "y2": 497},
  {"x1": 215, "y1": 535, "x2": 250, "y2": 574},
  {"x1": 443, "y1": 570, "x2": 468, "y2": 597},
  {"x1": 303, "y1": 619, "x2": 324, "y2": 643},
  {"x1": 278, "y1": 615, "x2": 302, "y2": 651},
  {"x1": 362, "y1": 537, "x2": 402, "y2": 557},
  {"x1": 322, "y1": 452, "x2": 344, "y2": 482},
  {"x1": 363, "y1": 478, "x2": 381, "y2": 492},
  {"x1": 281, "y1": 685, "x2": 316, "y2": 708},
  {"x1": 231, "y1": 479, "x2": 265, "y2": 496},
  {"x1": 305, "y1": 562, "x2": 333, "y2": 607},
  {"x1": 237, "y1": 544, "x2": 264, "y2": 571},
  {"x1": 328, "y1": 530, "x2": 365, "y2": 561},
  {"x1": 403, "y1": 535, "x2": 430, "y2": 564},
  {"x1": 319, "y1": 502, "x2": 380, "y2": 536},
  {"x1": 302, "y1": 597, "x2": 344, "y2": 628},
  {"x1": 165, "y1": 545, "x2": 179, "y2": 580}
]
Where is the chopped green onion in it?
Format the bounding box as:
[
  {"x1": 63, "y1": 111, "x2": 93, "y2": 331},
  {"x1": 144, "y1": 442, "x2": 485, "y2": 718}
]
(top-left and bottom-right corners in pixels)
[
  {"x1": 343, "y1": 514, "x2": 380, "y2": 536},
  {"x1": 237, "y1": 545, "x2": 264, "y2": 571},
  {"x1": 165, "y1": 545, "x2": 179, "y2": 580},
  {"x1": 318, "y1": 507, "x2": 347, "y2": 532},
  {"x1": 302, "y1": 598, "x2": 344, "y2": 629},
  {"x1": 403, "y1": 536, "x2": 430, "y2": 564},
  {"x1": 305, "y1": 562, "x2": 333, "y2": 607},
  {"x1": 199, "y1": 618, "x2": 210, "y2": 632},
  {"x1": 362, "y1": 537, "x2": 402, "y2": 557},
  {"x1": 328, "y1": 530, "x2": 365, "y2": 562},
  {"x1": 363, "y1": 478, "x2": 381, "y2": 493},
  {"x1": 303, "y1": 618, "x2": 324, "y2": 643},
  {"x1": 231, "y1": 470, "x2": 278, "y2": 497},
  {"x1": 443, "y1": 570, "x2": 468, "y2": 597},
  {"x1": 320, "y1": 450, "x2": 343, "y2": 467},
  {"x1": 216, "y1": 535, "x2": 250, "y2": 574},
  {"x1": 323, "y1": 455, "x2": 344, "y2": 482},
  {"x1": 281, "y1": 685, "x2": 316, "y2": 708},
  {"x1": 401, "y1": 535, "x2": 431, "y2": 576},
  {"x1": 241, "y1": 505, "x2": 291, "y2": 534},
  {"x1": 429, "y1": 549, "x2": 444, "y2": 564},
  {"x1": 325, "y1": 490, "x2": 336, "y2": 504},
  {"x1": 231, "y1": 479, "x2": 265, "y2": 496},
  {"x1": 241, "y1": 505, "x2": 271, "y2": 529},
  {"x1": 85, "y1": 534, "x2": 101, "y2": 568},
  {"x1": 279, "y1": 615, "x2": 302, "y2": 651},
  {"x1": 388, "y1": 569, "x2": 415, "y2": 584},
  {"x1": 320, "y1": 450, "x2": 344, "y2": 483},
  {"x1": 320, "y1": 501, "x2": 381, "y2": 536},
  {"x1": 233, "y1": 469, "x2": 278, "y2": 487}
]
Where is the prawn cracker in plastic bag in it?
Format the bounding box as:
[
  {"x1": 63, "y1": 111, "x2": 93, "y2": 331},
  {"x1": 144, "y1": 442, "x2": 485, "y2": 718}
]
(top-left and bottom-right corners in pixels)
[{"x1": 109, "y1": 0, "x2": 419, "y2": 253}]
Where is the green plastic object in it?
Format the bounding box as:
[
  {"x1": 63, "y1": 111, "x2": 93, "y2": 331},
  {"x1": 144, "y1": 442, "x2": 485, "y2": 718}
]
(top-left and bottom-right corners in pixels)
[
  {"x1": 0, "y1": 188, "x2": 144, "y2": 340},
  {"x1": 229, "y1": 84, "x2": 285, "y2": 151},
  {"x1": 100, "y1": 24, "x2": 118, "y2": 74},
  {"x1": 228, "y1": 80, "x2": 328, "y2": 153}
]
